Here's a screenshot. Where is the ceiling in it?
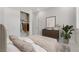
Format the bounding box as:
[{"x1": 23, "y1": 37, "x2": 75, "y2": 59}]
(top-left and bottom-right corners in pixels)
[
  {"x1": 24, "y1": 7, "x2": 49, "y2": 11},
  {"x1": 10, "y1": 7, "x2": 50, "y2": 12}
]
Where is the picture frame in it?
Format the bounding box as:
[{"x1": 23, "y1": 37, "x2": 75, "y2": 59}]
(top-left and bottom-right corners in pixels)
[{"x1": 46, "y1": 16, "x2": 56, "y2": 29}]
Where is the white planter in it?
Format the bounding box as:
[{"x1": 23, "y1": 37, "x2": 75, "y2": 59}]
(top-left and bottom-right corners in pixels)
[{"x1": 63, "y1": 39, "x2": 69, "y2": 44}]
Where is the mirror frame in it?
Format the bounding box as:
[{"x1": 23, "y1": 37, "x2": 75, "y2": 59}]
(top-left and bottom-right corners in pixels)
[{"x1": 46, "y1": 16, "x2": 56, "y2": 28}]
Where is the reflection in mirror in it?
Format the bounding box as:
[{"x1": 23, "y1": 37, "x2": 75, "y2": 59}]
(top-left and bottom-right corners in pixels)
[{"x1": 20, "y1": 11, "x2": 29, "y2": 36}]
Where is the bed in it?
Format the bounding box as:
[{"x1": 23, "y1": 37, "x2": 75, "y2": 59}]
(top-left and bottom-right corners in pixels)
[
  {"x1": 0, "y1": 24, "x2": 66, "y2": 52},
  {"x1": 7, "y1": 35, "x2": 60, "y2": 52}
]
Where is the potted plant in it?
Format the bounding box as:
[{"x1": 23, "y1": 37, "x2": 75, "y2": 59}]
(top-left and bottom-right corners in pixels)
[{"x1": 61, "y1": 25, "x2": 74, "y2": 44}]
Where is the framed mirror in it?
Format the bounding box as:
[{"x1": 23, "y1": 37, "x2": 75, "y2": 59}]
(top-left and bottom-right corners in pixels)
[{"x1": 46, "y1": 16, "x2": 56, "y2": 30}]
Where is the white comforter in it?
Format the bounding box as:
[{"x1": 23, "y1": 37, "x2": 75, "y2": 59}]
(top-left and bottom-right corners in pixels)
[
  {"x1": 7, "y1": 37, "x2": 47, "y2": 52},
  {"x1": 18, "y1": 37, "x2": 47, "y2": 52},
  {"x1": 7, "y1": 35, "x2": 59, "y2": 52}
]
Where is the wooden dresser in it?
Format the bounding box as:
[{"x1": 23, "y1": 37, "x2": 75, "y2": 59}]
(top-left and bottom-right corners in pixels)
[{"x1": 42, "y1": 29, "x2": 59, "y2": 41}]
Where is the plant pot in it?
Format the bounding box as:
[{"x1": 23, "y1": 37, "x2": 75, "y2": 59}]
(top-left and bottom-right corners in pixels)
[{"x1": 63, "y1": 39, "x2": 69, "y2": 44}]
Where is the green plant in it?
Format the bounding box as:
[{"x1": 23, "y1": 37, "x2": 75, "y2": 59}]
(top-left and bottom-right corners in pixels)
[{"x1": 61, "y1": 25, "x2": 74, "y2": 40}]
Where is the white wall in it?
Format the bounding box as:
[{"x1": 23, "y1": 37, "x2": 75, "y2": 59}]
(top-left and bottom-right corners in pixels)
[
  {"x1": 34, "y1": 7, "x2": 76, "y2": 35},
  {"x1": 2, "y1": 7, "x2": 33, "y2": 38},
  {"x1": 74, "y1": 7, "x2": 79, "y2": 51},
  {"x1": 32, "y1": 12, "x2": 39, "y2": 35},
  {"x1": 32, "y1": 11, "x2": 46, "y2": 35},
  {"x1": 37, "y1": 11, "x2": 46, "y2": 35},
  {"x1": 45, "y1": 7, "x2": 76, "y2": 27},
  {"x1": 0, "y1": 8, "x2": 4, "y2": 24},
  {"x1": 3, "y1": 8, "x2": 20, "y2": 37},
  {"x1": 76, "y1": 7, "x2": 79, "y2": 29}
]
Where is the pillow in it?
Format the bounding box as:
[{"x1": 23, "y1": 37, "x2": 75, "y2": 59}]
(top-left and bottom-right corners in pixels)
[
  {"x1": 7, "y1": 43, "x2": 20, "y2": 52},
  {"x1": 29, "y1": 35, "x2": 58, "y2": 52},
  {"x1": 18, "y1": 37, "x2": 47, "y2": 52},
  {"x1": 32, "y1": 43, "x2": 47, "y2": 52},
  {"x1": 18, "y1": 37, "x2": 34, "y2": 44},
  {"x1": 9, "y1": 35, "x2": 34, "y2": 52}
]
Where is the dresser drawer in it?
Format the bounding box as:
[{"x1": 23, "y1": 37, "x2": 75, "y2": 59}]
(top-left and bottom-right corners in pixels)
[{"x1": 42, "y1": 29, "x2": 59, "y2": 41}]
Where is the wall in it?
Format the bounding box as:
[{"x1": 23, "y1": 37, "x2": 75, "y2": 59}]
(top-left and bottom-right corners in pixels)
[
  {"x1": 37, "y1": 11, "x2": 46, "y2": 35},
  {"x1": 76, "y1": 8, "x2": 79, "y2": 44},
  {"x1": 74, "y1": 7, "x2": 79, "y2": 51},
  {"x1": 32, "y1": 11, "x2": 46, "y2": 35},
  {"x1": 34, "y1": 7, "x2": 76, "y2": 35},
  {"x1": 76, "y1": 7, "x2": 79, "y2": 29},
  {"x1": 2, "y1": 8, "x2": 33, "y2": 38},
  {"x1": 45, "y1": 7, "x2": 76, "y2": 27},
  {"x1": 3, "y1": 8, "x2": 20, "y2": 37},
  {"x1": 32, "y1": 12, "x2": 39, "y2": 35},
  {"x1": 0, "y1": 8, "x2": 4, "y2": 24}
]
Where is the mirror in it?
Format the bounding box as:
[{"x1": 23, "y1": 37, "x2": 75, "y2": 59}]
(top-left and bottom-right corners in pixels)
[{"x1": 20, "y1": 11, "x2": 29, "y2": 36}]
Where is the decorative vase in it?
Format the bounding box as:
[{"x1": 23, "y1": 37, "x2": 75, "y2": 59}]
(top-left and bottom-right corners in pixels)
[{"x1": 63, "y1": 39, "x2": 69, "y2": 44}]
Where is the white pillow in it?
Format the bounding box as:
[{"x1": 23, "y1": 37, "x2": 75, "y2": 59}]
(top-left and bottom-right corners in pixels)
[
  {"x1": 9, "y1": 35, "x2": 34, "y2": 52},
  {"x1": 32, "y1": 43, "x2": 47, "y2": 52},
  {"x1": 18, "y1": 37, "x2": 47, "y2": 52},
  {"x1": 18, "y1": 37, "x2": 34, "y2": 44},
  {"x1": 7, "y1": 43, "x2": 20, "y2": 52}
]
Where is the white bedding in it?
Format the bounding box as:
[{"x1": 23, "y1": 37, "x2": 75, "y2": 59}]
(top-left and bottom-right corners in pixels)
[
  {"x1": 7, "y1": 37, "x2": 47, "y2": 52},
  {"x1": 7, "y1": 43, "x2": 20, "y2": 52},
  {"x1": 18, "y1": 37, "x2": 47, "y2": 52},
  {"x1": 7, "y1": 35, "x2": 59, "y2": 52},
  {"x1": 7, "y1": 38, "x2": 20, "y2": 52},
  {"x1": 29, "y1": 35, "x2": 59, "y2": 52}
]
